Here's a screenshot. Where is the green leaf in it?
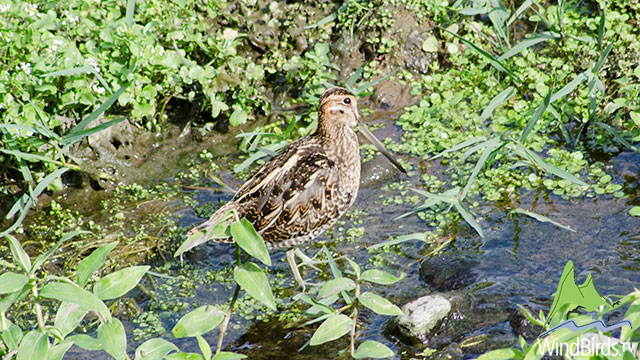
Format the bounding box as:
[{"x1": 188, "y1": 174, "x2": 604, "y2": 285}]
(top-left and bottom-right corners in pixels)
[
  {"x1": 512, "y1": 144, "x2": 588, "y2": 187},
  {"x1": 211, "y1": 353, "x2": 247, "y2": 360},
  {"x1": 481, "y1": 87, "x2": 515, "y2": 120},
  {"x1": 0, "y1": 272, "x2": 28, "y2": 294},
  {"x1": 174, "y1": 211, "x2": 235, "y2": 258},
  {"x1": 67, "y1": 334, "x2": 103, "y2": 351},
  {"x1": 76, "y1": 241, "x2": 119, "y2": 287},
  {"x1": 47, "y1": 341, "x2": 74, "y2": 360},
  {"x1": 460, "y1": 137, "x2": 503, "y2": 201},
  {"x1": 42, "y1": 66, "x2": 94, "y2": 77},
  {"x1": 61, "y1": 117, "x2": 126, "y2": 145},
  {"x1": 67, "y1": 83, "x2": 131, "y2": 136},
  {"x1": 358, "y1": 292, "x2": 403, "y2": 316},
  {"x1": 511, "y1": 208, "x2": 575, "y2": 232},
  {"x1": 422, "y1": 35, "x2": 439, "y2": 52},
  {"x1": 54, "y1": 302, "x2": 88, "y2": 338},
  {"x1": 17, "y1": 330, "x2": 49, "y2": 360},
  {"x1": 629, "y1": 207, "x2": 640, "y2": 217},
  {"x1": 550, "y1": 71, "x2": 589, "y2": 103},
  {"x1": 361, "y1": 269, "x2": 400, "y2": 285},
  {"x1": 233, "y1": 262, "x2": 276, "y2": 310},
  {"x1": 595, "y1": 122, "x2": 639, "y2": 152},
  {"x1": 499, "y1": 32, "x2": 561, "y2": 60},
  {"x1": 125, "y1": 0, "x2": 136, "y2": 27},
  {"x1": 98, "y1": 318, "x2": 127, "y2": 360},
  {"x1": 93, "y1": 265, "x2": 149, "y2": 300},
  {"x1": 229, "y1": 105, "x2": 248, "y2": 126},
  {"x1": 477, "y1": 348, "x2": 523, "y2": 360},
  {"x1": 353, "y1": 340, "x2": 394, "y2": 359},
  {"x1": 166, "y1": 353, "x2": 205, "y2": 360},
  {"x1": 31, "y1": 230, "x2": 90, "y2": 276},
  {"x1": 1, "y1": 324, "x2": 23, "y2": 351},
  {"x1": 4, "y1": 234, "x2": 31, "y2": 272},
  {"x1": 171, "y1": 305, "x2": 226, "y2": 338},
  {"x1": 135, "y1": 338, "x2": 179, "y2": 360},
  {"x1": 318, "y1": 277, "x2": 356, "y2": 299},
  {"x1": 442, "y1": 28, "x2": 521, "y2": 84},
  {"x1": 196, "y1": 335, "x2": 212, "y2": 360},
  {"x1": 40, "y1": 282, "x2": 110, "y2": 319},
  {"x1": 454, "y1": 201, "x2": 485, "y2": 239},
  {"x1": 309, "y1": 314, "x2": 352, "y2": 346},
  {"x1": 231, "y1": 218, "x2": 271, "y2": 266},
  {"x1": 519, "y1": 85, "x2": 553, "y2": 143}
]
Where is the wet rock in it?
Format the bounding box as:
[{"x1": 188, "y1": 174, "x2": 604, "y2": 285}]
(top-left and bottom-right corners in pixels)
[
  {"x1": 369, "y1": 80, "x2": 415, "y2": 112},
  {"x1": 460, "y1": 322, "x2": 518, "y2": 355},
  {"x1": 433, "y1": 343, "x2": 464, "y2": 360},
  {"x1": 392, "y1": 293, "x2": 452, "y2": 344},
  {"x1": 384, "y1": 9, "x2": 438, "y2": 74},
  {"x1": 420, "y1": 251, "x2": 481, "y2": 291},
  {"x1": 360, "y1": 157, "x2": 397, "y2": 188}
]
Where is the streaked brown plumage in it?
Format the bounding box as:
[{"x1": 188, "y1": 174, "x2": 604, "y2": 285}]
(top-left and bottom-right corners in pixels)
[{"x1": 186, "y1": 87, "x2": 405, "y2": 249}]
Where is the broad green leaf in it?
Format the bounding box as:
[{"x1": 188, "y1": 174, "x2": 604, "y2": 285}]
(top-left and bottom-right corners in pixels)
[
  {"x1": 166, "y1": 353, "x2": 205, "y2": 360},
  {"x1": 17, "y1": 330, "x2": 49, "y2": 360},
  {"x1": 76, "y1": 241, "x2": 118, "y2": 287},
  {"x1": 54, "y1": 302, "x2": 88, "y2": 338},
  {"x1": 211, "y1": 353, "x2": 247, "y2": 360},
  {"x1": 481, "y1": 87, "x2": 515, "y2": 120},
  {"x1": 48, "y1": 341, "x2": 74, "y2": 360},
  {"x1": 629, "y1": 206, "x2": 640, "y2": 217},
  {"x1": 359, "y1": 292, "x2": 403, "y2": 316},
  {"x1": 68, "y1": 334, "x2": 103, "y2": 351},
  {"x1": 0, "y1": 282, "x2": 31, "y2": 314},
  {"x1": 171, "y1": 305, "x2": 226, "y2": 338},
  {"x1": 135, "y1": 338, "x2": 179, "y2": 360},
  {"x1": 318, "y1": 277, "x2": 356, "y2": 299},
  {"x1": 93, "y1": 265, "x2": 149, "y2": 300},
  {"x1": 309, "y1": 314, "x2": 352, "y2": 346},
  {"x1": 98, "y1": 318, "x2": 127, "y2": 360},
  {"x1": 477, "y1": 348, "x2": 523, "y2": 360},
  {"x1": 353, "y1": 340, "x2": 394, "y2": 359},
  {"x1": 40, "y1": 283, "x2": 110, "y2": 319},
  {"x1": 1, "y1": 324, "x2": 23, "y2": 351},
  {"x1": 229, "y1": 105, "x2": 248, "y2": 126},
  {"x1": 5, "y1": 234, "x2": 31, "y2": 272},
  {"x1": 621, "y1": 298, "x2": 640, "y2": 340},
  {"x1": 422, "y1": 35, "x2": 439, "y2": 52},
  {"x1": 361, "y1": 269, "x2": 400, "y2": 285},
  {"x1": 511, "y1": 208, "x2": 575, "y2": 232},
  {"x1": 231, "y1": 218, "x2": 271, "y2": 266},
  {"x1": 233, "y1": 262, "x2": 276, "y2": 310},
  {"x1": 0, "y1": 272, "x2": 28, "y2": 294},
  {"x1": 454, "y1": 201, "x2": 485, "y2": 239},
  {"x1": 196, "y1": 335, "x2": 212, "y2": 360},
  {"x1": 345, "y1": 258, "x2": 361, "y2": 279}
]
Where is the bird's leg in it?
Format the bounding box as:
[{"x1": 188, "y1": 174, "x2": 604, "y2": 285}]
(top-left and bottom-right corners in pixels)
[{"x1": 286, "y1": 249, "x2": 308, "y2": 291}]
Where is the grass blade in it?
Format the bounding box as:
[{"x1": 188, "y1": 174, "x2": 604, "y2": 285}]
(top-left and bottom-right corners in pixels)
[
  {"x1": 442, "y1": 28, "x2": 521, "y2": 84},
  {"x1": 519, "y1": 83, "x2": 553, "y2": 143},
  {"x1": 511, "y1": 208, "x2": 575, "y2": 232},
  {"x1": 595, "y1": 122, "x2": 639, "y2": 152},
  {"x1": 454, "y1": 200, "x2": 484, "y2": 239},
  {"x1": 499, "y1": 32, "x2": 561, "y2": 61},
  {"x1": 61, "y1": 117, "x2": 126, "y2": 145},
  {"x1": 126, "y1": 0, "x2": 136, "y2": 27},
  {"x1": 345, "y1": 63, "x2": 366, "y2": 91},
  {"x1": 506, "y1": 0, "x2": 533, "y2": 27},
  {"x1": 460, "y1": 137, "x2": 503, "y2": 201},
  {"x1": 67, "y1": 83, "x2": 131, "y2": 137},
  {"x1": 550, "y1": 70, "x2": 588, "y2": 103},
  {"x1": 482, "y1": 86, "x2": 515, "y2": 120},
  {"x1": 430, "y1": 136, "x2": 487, "y2": 160},
  {"x1": 354, "y1": 68, "x2": 399, "y2": 95},
  {"x1": 513, "y1": 144, "x2": 588, "y2": 187}
]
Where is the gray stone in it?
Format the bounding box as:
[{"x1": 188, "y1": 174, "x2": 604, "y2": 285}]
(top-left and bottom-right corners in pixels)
[{"x1": 393, "y1": 294, "x2": 452, "y2": 344}]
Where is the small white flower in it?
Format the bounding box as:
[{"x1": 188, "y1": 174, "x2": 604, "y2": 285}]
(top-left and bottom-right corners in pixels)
[
  {"x1": 26, "y1": 3, "x2": 37, "y2": 16},
  {"x1": 0, "y1": 4, "x2": 10, "y2": 13},
  {"x1": 86, "y1": 58, "x2": 100, "y2": 72},
  {"x1": 19, "y1": 63, "x2": 32, "y2": 75},
  {"x1": 92, "y1": 84, "x2": 105, "y2": 95},
  {"x1": 440, "y1": 132, "x2": 449, "y2": 139}
]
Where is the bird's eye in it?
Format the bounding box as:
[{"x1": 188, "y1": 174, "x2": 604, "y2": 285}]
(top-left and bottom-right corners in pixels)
[{"x1": 343, "y1": 98, "x2": 351, "y2": 104}]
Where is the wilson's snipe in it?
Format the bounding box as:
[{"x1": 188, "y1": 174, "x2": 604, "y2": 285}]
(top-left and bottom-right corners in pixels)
[{"x1": 186, "y1": 87, "x2": 405, "y2": 248}]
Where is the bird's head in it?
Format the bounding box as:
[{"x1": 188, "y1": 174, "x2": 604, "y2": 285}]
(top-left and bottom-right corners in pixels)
[{"x1": 319, "y1": 87, "x2": 359, "y2": 128}]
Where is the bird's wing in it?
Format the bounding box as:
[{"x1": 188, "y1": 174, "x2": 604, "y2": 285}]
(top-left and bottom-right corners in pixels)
[{"x1": 237, "y1": 149, "x2": 344, "y2": 244}]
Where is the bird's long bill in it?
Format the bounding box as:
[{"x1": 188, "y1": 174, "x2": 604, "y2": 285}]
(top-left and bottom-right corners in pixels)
[{"x1": 357, "y1": 122, "x2": 407, "y2": 173}]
